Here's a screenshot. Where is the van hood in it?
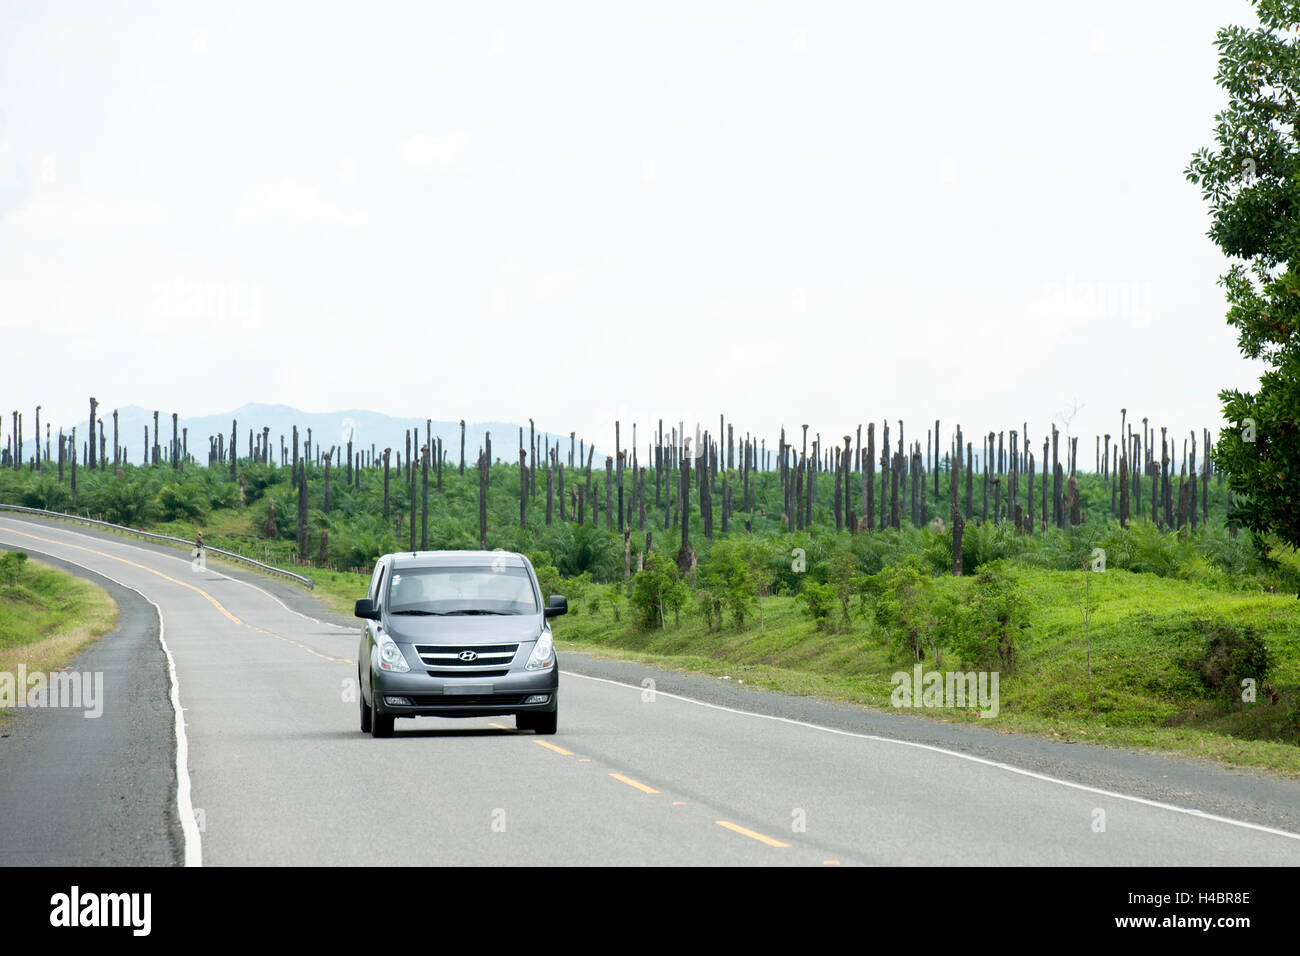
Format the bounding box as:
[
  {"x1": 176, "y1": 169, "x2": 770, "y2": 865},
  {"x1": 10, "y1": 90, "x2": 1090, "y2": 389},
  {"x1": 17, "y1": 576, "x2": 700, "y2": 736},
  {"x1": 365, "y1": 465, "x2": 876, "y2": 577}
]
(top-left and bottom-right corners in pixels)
[{"x1": 382, "y1": 613, "x2": 545, "y2": 646}]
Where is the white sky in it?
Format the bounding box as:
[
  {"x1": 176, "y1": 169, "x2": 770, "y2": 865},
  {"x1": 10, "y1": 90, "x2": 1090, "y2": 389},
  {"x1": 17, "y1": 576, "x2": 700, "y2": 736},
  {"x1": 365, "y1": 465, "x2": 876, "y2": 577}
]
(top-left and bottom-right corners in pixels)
[{"x1": 0, "y1": 0, "x2": 1267, "y2": 462}]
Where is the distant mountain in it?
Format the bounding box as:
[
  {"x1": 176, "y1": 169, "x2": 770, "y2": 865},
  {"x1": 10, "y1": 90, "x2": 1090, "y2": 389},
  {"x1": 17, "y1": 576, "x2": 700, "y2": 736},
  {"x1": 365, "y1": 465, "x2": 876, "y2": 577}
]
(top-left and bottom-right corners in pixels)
[{"x1": 20, "y1": 403, "x2": 597, "y2": 468}]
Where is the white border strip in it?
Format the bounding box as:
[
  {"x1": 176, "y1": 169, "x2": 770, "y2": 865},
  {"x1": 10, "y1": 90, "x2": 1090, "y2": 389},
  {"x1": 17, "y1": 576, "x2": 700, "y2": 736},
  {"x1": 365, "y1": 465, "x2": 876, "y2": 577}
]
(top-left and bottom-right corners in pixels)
[
  {"x1": 157, "y1": 597, "x2": 203, "y2": 866},
  {"x1": 562, "y1": 669, "x2": 1300, "y2": 843}
]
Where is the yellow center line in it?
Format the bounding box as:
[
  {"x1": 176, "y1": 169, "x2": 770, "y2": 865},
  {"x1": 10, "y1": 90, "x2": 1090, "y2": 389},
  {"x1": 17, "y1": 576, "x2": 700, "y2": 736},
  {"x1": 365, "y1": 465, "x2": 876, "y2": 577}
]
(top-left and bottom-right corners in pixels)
[
  {"x1": 0, "y1": 525, "x2": 354, "y2": 665},
  {"x1": 489, "y1": 722, "x2": 521, "y2": 734},
  {"x1": 609, "y1": 773, "x2": 658, "y2": 794},
  {"x1": 534, "y1": 740, "x2": 573, "y2": 756},
  {"x1": 715, "y1": 821, "x2": 791, "y2": 848}
]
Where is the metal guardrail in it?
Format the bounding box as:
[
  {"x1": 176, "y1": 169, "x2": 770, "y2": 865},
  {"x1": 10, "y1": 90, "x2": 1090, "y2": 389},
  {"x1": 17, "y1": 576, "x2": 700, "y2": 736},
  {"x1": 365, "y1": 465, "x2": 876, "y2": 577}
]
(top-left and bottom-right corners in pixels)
[{"x1": 0, "y1": 502, "x2": 314, "y2": 589}]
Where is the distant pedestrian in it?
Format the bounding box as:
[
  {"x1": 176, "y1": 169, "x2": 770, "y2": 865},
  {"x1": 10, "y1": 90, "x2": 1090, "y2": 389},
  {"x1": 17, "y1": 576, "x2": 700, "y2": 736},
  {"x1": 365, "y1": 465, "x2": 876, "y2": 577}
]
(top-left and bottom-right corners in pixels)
[{"x1": 195, "y1": 530, "x2": 204, "y2": 558}]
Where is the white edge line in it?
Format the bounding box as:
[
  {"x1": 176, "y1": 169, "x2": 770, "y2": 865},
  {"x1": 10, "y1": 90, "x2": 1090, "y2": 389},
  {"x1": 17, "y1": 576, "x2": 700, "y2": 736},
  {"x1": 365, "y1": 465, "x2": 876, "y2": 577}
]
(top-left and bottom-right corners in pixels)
[
  {"x1": 561, "y1": 669, "x2": 1300, "y2": 844},
  {"x1": 2, "y1": 543, "x2": 204, "y2": 866},
  {"x1": 157, "y1": 595, "x2": 203, "y2": 866}
]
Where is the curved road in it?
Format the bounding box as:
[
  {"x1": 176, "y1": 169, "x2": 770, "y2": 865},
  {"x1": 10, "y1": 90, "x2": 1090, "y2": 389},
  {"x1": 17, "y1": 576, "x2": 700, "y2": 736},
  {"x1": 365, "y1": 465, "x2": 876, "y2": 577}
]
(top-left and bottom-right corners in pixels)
[{"x1": 2, "y1": 513, "x2": 1300, "y2": 866}]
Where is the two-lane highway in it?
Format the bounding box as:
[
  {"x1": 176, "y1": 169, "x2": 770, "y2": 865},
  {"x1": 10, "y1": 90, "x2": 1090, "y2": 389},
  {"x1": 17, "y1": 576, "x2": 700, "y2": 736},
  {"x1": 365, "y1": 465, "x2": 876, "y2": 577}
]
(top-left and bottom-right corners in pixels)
[{"x1": 3, "y1": 513, "x2": 1300, "y2": 866}]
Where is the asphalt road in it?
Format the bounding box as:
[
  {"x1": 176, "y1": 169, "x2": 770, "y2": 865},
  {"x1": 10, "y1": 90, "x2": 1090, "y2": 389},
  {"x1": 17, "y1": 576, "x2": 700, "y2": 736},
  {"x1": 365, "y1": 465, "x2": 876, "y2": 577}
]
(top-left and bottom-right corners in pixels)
[{"x1": 3, "y1": 513, "x2": 1300, "y2": 866}]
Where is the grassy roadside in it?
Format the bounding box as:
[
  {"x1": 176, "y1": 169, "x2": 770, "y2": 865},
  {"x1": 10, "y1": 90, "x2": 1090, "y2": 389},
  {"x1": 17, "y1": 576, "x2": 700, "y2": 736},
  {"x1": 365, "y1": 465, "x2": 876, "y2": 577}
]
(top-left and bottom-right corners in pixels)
[
  {"x1": 548, "y1": 567, "x2": 1300, "y2": 777},
  {"x1": 0, "y1": 554, "x2": 119, "y2": 723}
]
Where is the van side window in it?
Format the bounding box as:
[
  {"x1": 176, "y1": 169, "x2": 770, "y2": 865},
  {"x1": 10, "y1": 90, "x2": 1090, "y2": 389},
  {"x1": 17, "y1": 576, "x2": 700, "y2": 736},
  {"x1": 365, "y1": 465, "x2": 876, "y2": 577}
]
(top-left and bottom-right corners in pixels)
[{"x1": 368, "y1": 562, "x2": 385, "y2": 603}]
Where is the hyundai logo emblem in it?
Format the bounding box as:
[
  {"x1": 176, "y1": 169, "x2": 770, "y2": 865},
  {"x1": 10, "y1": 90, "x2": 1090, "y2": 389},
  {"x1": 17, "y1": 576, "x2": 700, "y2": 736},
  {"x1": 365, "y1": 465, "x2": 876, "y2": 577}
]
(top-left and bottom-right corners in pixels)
[{"x1": 458, "y1": 650, "x2": 478, "y2": 662}]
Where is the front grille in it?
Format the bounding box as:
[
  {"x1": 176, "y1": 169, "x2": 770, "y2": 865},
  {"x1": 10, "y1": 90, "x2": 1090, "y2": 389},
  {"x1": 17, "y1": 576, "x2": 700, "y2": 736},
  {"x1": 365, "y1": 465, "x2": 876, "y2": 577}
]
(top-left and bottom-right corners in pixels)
[
  {"x1": 414, "y1": 643, "x2": 519, "y2": 669},
  {"x1": 405, "y1": 695, "x2": 527, "y2": 707}
]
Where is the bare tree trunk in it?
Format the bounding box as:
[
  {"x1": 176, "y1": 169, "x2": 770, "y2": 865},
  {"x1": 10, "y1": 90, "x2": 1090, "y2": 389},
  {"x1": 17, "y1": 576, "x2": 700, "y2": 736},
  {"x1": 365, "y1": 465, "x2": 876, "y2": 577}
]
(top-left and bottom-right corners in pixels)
[
  {"x1": 1119, "y1": 456, "x2": 1130, "y2": 529},
  {"x1": 951, "y1": 445, "x2": 963, "y2": 575},
  {"x1": 677, "y1": 447, "x2": 692, "y2": 573},
  {"x1": 88, "y1": 397, "x2": 98, "y2": 469},
  {"x1": 546, "y1": 455, "x2": 555, "y2": 526},
  {"x1": 297, "y1": 459, "x2": 308, "y2": 563},
  {"x1": 1027, "y1": 453, "x2": 1035, "y2": 534},
  {"x1": 890, "y1": 454, "x2": 901, "y2": 530},
  {"x1": 383, "y1": 447, "x2": 391, "y2": 516},
  {"x1": 605, "y1": 456, "x2": 614, "y2": 529},
  {"x1": 323, "y1": 447, "x2": 334, "y2": 513},
  {"x1": 422, "y1": 443, "x2": 430, "y2": 549},
  {"x1": 479, "y1": 448, "x2": 489, "y2": 549}
]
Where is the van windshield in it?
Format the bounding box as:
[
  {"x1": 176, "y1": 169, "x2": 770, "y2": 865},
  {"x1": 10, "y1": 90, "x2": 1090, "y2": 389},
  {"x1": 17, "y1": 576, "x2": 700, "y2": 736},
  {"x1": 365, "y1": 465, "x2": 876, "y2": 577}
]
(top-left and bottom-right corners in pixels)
[{"x1": 386, "y1": 565, "x2": 537, "y2": 616}]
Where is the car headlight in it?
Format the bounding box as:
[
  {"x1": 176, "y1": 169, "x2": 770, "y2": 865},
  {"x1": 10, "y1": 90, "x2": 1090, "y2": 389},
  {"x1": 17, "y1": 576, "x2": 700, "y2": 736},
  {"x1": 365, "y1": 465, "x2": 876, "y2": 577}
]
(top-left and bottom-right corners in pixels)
[
  {"x1": 376, "y1": 639, "x2": 410, "y2": 673},
  {"x1": 525, "y1": 631, "x2": 555, "y2": 670}
]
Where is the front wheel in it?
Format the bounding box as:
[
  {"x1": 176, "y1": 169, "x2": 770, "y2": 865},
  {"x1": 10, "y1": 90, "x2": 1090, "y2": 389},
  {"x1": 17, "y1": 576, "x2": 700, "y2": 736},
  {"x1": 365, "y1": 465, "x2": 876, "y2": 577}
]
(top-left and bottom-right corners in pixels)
[
  {"x1": 370, "y1": 682, "x2": 394, "y2": 738},
  {"x1": 518, "y1": 700, "x2": 557, "y2": 735},
  {"x1": 359, "y1": 681, "x2": 373, "y2": 733}
]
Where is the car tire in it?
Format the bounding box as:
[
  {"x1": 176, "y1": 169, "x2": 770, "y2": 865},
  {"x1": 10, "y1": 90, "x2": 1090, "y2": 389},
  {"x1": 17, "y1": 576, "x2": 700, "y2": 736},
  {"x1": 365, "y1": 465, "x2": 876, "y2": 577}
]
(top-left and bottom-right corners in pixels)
[
  {"x1": 360, "y1": 680, "x2": 373, "y2": 734},
  {"x1": 529, "y1": 700, "x2": 557, "y2": 735},
  {"x1": 370, "y1": 683, "x2": 394, "y2": 738}
]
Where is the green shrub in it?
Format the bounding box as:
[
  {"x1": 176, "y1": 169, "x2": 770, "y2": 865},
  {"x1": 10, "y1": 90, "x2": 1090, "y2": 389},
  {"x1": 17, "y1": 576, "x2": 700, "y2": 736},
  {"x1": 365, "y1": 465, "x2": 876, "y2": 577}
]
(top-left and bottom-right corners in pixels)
[
  {"x1": 21, "y1": 476, "x2": 71, "y2": 513},
  {"x1": 156, "y1": 483, "x2": 209, "y2": 523},
  {"x1": 700, "y1": 539, "x2": 757, "y2": 628},
  {"x1": 530, "y1": 559, "x2": 564, "y2": 603},
  {"x1": 0, "y1": 550, "x2": 28, "y2": 587},
  {"x1": 824, "y1": 550, "x2": 861, "y2": 630},
  {"x1": 869, "y1": 561, "x2": 950, "y2": 663},
  {"x1": 698, "y1": 586, "x2": 724, "y2": 631},
  {"x1": 1190, "y1": 620, "x2": 1273, "y2": 702},
  {"x1": 629, "y1": 552, "x2": 687, "y2": 629},
  {"x1": 949, "y1": 562, "x2": 1026, "y2": 673},
  {"x1": 798, "y1": 580, "x2": 837, "y2": 631}
]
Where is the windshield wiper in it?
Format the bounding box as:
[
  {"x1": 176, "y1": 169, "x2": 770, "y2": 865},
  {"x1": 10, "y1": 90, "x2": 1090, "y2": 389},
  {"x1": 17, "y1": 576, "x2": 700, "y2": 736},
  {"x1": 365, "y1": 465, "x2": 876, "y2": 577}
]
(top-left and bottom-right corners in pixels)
[{"x1": 389, "y1": 609, "x2": 516, "y2": 616}]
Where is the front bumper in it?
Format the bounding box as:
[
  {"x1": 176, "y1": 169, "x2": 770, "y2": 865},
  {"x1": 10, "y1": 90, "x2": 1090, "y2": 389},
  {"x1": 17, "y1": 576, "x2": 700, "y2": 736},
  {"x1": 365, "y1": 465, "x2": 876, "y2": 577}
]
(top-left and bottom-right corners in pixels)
[{"x1": 371, "y1": 660, "x2": 559, "y2": 718}]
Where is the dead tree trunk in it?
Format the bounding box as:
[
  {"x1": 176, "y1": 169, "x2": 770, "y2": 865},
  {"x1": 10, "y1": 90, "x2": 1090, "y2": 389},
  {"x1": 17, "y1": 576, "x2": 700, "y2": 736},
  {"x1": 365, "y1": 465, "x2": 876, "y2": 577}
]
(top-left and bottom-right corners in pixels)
[
  {"x1": 421, "y1": 443, "x2": 430, "y2": 550},
  {"x1": 951, "y1": 445, "x2": 963, "y2": 575},
  {"x1": 677, "y1": 448, "x2": 692, "y2": 574},
  {"x1": 88, "y1": 397, "x2": 97, "y2": 469},
  {"x1": 383, "y1": 448, "x2": 391, "y2": 516},
  {"x1": 478, "y1": 448, "x2": 489, "y2": 549},
  {"x1": 604, "y1": 456, "x2": 614, "y2": 529},
  {"x1": 297, "y1": 459, "x2": 308, "y2": 563},
  {"x1": 546, "y1": 456, "x2": 555, "y2": 526}
]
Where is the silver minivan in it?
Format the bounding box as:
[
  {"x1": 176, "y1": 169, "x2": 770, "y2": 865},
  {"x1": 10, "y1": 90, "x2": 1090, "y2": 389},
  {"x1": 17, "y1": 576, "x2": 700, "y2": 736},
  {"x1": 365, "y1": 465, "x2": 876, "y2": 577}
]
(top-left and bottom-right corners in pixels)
[{"x1": 354, "y1": 550, "x2": 565, "y2": 738}]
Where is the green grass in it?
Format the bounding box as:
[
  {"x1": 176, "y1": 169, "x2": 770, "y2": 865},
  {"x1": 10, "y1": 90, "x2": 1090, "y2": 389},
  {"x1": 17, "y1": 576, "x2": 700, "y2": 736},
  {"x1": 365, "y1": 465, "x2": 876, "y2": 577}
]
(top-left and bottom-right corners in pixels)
[
  {"x1": 550, "y1": 565, "x2": 1300, "y2": 776},
  {"x1": 0, "y1": 557, "x2": 119, "y2": 721}
]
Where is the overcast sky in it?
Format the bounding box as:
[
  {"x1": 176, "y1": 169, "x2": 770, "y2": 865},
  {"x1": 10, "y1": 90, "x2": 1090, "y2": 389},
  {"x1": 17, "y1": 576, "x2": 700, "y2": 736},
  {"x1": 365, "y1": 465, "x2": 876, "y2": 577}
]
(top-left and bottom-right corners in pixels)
[{"x1": 0, "y1": 1, "x2": 1266, "y2": 464}]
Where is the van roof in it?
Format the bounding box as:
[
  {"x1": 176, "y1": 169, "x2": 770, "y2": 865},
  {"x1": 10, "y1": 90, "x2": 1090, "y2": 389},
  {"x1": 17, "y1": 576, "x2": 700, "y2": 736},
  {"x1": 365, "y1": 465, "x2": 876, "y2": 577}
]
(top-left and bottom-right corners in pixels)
[{"x1": 388, "y1": 550, "x2": 527, "y2": 569}]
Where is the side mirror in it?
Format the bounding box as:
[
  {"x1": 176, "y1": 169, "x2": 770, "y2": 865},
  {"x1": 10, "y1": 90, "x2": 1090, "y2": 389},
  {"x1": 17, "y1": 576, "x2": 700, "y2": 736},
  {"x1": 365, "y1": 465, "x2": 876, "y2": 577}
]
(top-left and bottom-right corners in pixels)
[
  {"x1": 355, "y1": 597, "x2": 381, "y2": 620},
  {"x1": 544, "y1": 595, "x2": 568, "y2": 618}
]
